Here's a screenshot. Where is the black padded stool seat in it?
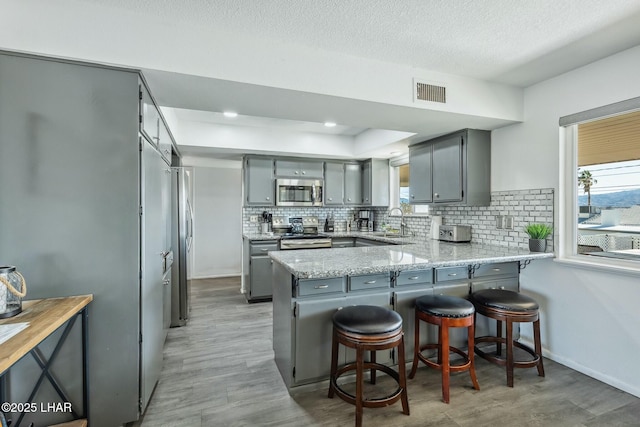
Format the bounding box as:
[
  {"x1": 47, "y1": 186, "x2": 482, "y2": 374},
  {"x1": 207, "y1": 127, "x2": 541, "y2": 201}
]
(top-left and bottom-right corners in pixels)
[
  {"x1": 333, "y1": 305, "x2": 403, "y2": 334},
  {"x1": 328, "y1": 305, "x2": 409, "y2": 427},
  {"x1": 409, "y1": 295, "x2": 479, "y2": 403},
  {"x1": 415, "y1": 294, "x2": 475, "y2": 318},
  {"x1": 471, "y1": 289, "x2": 545, "y2": 387},
  {"x1": 472, "y1": 289, "x2": 539, "y2": 312}
]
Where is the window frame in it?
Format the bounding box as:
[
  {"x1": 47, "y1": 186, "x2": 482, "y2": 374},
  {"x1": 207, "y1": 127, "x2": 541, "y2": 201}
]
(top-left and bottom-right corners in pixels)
[
  {"x1": 558, "y1": 97, "x2": 640, "y2": 275},
  {"x1": 389, "y1": 154, "x2": 429, "y2": 216}
]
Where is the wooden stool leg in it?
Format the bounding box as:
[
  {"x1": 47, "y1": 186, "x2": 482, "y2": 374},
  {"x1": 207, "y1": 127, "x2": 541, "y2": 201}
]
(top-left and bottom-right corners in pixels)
[
  {"x1": 467, "y1": 321, "x2": 480, "y2": 390},
  {"x1": 370, "y1": 350, "x2": 376, "y2": 384},
  {"x1": 441, "y1": 321, "x2": 451, "y2": 403},
  {"x1": 534, "y1": 318, "x2": 545, "y2": 377},
  {"x1": 506, "y1": 319, "x2": 514, "y2": 387},
  {"x1": 496, "y1": 319, "x2": 503, "y2": 356},
  {"x1": 328, "y1": 328, "x2": 339, "y2": 398},
  {"x1": 397, "y1": 335, "x2": 410, "y2": 415},
  {"x1": 355, "y1": 347, "x2": 364, "y2": 427},
  {"x1": 409, "y1": 309, "x2": 420, "y2": 379}
]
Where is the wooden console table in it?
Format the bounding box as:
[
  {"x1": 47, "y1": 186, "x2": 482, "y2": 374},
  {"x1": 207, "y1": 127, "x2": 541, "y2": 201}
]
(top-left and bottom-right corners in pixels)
[{"x1": 0, "y1": 295, "x2": 93, "y2": 427}]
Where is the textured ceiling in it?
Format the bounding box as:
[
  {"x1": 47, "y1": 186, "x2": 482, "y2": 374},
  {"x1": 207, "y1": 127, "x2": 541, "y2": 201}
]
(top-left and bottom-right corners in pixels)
[{"x1": 84, "y1": 0, "x2": 640, "y2": 86}]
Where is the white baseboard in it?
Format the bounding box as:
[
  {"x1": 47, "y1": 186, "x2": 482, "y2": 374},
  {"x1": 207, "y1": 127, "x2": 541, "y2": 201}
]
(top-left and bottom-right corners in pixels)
[{"x1": 519, "y1": 337, "x2": 640, "y2": 398}]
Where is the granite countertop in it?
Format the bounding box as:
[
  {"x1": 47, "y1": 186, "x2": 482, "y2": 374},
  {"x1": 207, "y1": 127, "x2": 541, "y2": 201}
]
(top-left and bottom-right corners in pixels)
[
  {"x1": 269, "y1": 240, "x2": 554, "y2": 279},
  {"x1": 242, "y1": 230, "x2": 417, "y2": 244}
]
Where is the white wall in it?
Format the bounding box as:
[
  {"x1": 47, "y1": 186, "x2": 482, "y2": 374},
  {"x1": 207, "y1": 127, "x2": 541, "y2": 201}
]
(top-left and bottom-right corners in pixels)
[
  {"x1": 189, "y1": 160, "x2": 242, "y2": 278},
  {"x1": 491, "y1": 44, "x2": 640, "y2": 397}
]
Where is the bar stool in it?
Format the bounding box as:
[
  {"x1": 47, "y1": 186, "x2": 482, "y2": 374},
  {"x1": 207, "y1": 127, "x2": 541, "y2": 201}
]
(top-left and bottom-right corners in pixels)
[
  {"x1": 470, "y1": 289, "x2": 545, "y2": 387},
  {"x1": 408, "y1": 294, "x2": 479, "y2": 403},
  {"x1": 328, "y1": 305, "x2": 410, "y2": 427}
]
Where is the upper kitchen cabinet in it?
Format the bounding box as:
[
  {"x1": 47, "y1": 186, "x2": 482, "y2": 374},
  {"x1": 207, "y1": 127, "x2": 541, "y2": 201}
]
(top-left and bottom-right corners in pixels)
[
  {"x1": 324, "y1": 161, "x2": 345, "y2": 205},
  {"x1": 344, "y1": 162, "x2": 362, "y2": 205},
  {"x1": 140, "y1": 84, "x2": 159, "y2": 144},
  {"x1": 275, "y1": 159, "x2": 324, "y2": 178},
  {"x1": 245, "y1": 157, "x2": 275, "y2": 206},
  {"x1": 362, "y1": 159, "x2": 390, "y2": 206},
  {"x1": 157, "y1": 119, "x2": 173, "y2": 165},
  {"x1": 409, "y1": 129, "x2": 491, "y2": 206}
]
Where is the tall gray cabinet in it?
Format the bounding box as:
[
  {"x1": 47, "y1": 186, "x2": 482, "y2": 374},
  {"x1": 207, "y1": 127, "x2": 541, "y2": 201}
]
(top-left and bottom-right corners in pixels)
[{"x1": 0, "y1": 51, "x2": 172, "y2": 427}]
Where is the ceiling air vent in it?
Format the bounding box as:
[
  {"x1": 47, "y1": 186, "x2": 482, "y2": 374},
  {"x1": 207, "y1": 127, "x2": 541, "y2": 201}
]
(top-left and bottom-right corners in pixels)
[{"x1": 414, "y1": 79, "x2": 446, "y2": 103}]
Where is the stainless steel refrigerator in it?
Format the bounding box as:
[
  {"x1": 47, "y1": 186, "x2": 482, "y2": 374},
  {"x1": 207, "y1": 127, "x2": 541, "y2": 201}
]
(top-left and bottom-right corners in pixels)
[{"x1": 171, "y1": 167, "x2": 193, "y2": 326}]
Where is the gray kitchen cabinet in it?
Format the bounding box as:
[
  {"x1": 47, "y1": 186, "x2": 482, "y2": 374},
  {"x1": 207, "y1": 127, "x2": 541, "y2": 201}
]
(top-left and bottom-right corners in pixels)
[
  {"x1": 157, "y1": 119, "x2": 173, "y2": 165},
  {"x1": 275, "y1": 159, "x2": 324, "y2": 178},
  {"x1": 140, "y1": 84, "x2": 159, "y2": 145},
  {"x1": 392, "y1": 270, "x2": 435, "y2": 362},
  {"x1": 331, "y1": 237, "x2": 355, "y2": 248},
  {"x1": 294, "y1": 295, "x2": 347, "y2": 384},
  {"x1": 409, "y1": 129, "x2": 491, "y2": 206},
  {"x1": 362, "y1": 159, "x2": 390, "y2": 206},
  {"x1": 324, "y1": 161, "x2": 345, "y2": 205},
  {"x1": 243, "y1": 238, "x2": 279, "y2": 302},
  {"x1": 163, "y1": 268, "x2": 172, "y2": 340},
  {"x1": 244, "y1": 157, "x2": 275, "y2": 206},
  {"x1": 0, "y1": 51, "x2": 175, "y2": 426},
  {"x1": 344, "y1": 162, "x2": 362, "y2": 204},
  {"x1": 408, "y1": 143, "x2": 433, "y2": 203}
]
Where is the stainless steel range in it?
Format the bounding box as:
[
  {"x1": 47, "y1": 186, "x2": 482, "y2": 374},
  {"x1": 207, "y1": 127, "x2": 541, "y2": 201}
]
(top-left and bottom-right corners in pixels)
[{"x1": 272, "y1": 216, "x2": 332, "y2": 250}]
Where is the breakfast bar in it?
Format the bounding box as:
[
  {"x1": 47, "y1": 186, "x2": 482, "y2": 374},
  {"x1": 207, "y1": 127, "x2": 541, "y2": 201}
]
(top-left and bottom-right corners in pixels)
[{"x1": 270, "y1": 241, "x2": 553, "y2": 391}]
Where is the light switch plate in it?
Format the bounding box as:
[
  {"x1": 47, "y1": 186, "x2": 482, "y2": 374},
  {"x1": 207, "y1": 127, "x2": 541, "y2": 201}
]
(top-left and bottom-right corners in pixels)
[
  {"x1": 249, "y1": 215, "x2": 259, "y2": 223},
  {"x1": 504, "y1": 216, "x2": 514, "y2": 230}
]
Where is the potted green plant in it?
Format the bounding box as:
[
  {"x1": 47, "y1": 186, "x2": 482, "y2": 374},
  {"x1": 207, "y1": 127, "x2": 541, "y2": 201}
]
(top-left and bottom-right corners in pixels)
[{"x1": 524, "y1": 223, "x2": 553, "y2": 252}]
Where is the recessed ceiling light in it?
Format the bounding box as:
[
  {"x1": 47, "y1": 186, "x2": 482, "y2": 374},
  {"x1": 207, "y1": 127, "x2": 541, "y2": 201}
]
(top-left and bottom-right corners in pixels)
[
  {"x1": 223, "y1": 111, "x2": 238, "y2": 118},
  {"x1": 324, "y1": 122, "x2": 337, "y2": 127}
]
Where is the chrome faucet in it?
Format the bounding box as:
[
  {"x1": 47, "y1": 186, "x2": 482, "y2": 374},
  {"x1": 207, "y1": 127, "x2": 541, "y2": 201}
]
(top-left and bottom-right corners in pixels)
[{"x1": 387, "y1": 207, "x2": 407, "y2": 236}]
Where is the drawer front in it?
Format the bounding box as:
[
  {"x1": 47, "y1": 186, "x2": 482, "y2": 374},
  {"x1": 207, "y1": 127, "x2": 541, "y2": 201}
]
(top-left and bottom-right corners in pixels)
[
  {"x1": 349, "y1": 273, "x2": 391, "y2": 291},
  {"x1": 250, "y1": 241, "x2": 279, "y2": 256},
  {"x1": 435, "y1": 266, "x2": 469, "y2": 283},
  {"x1": 473, "y1": 262, "x2": 519, "y2": 278},
  {"x1": 297, "y1": 277, "x2": 345, "y2": 297},
  {"x1": 395, "y1": 269, "x2": 433, "y2": 286}
]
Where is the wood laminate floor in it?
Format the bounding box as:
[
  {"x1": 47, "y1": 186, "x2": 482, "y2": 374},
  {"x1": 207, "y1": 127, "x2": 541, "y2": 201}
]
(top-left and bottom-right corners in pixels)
[{"x1": 134, "y1": 277, "x2": 640, "y2": 427}]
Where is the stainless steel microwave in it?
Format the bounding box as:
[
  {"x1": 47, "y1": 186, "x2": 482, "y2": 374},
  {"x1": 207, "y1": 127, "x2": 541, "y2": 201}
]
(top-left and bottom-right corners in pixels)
[{"x1": 275, "y1": 179, "x2": 323, "y2": 207}]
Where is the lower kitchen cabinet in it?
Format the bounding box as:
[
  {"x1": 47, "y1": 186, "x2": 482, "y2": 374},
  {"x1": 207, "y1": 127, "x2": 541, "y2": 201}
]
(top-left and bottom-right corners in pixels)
[
  {"x1": 243, "y1": 238, "x2": 279, "y2": 302},
  {"x1": 393, "y1": 286, "x2": 434, "y2": 362},
  {"x1": 331, "y1": 237, "x2": 355, "y2": 248}
]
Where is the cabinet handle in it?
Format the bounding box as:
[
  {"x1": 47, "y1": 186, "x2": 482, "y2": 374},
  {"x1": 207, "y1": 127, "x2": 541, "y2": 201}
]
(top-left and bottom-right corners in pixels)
[
  {"x1": 434, "y1": 193, "x2": 440, "y2": 198},
  {"x1": 314, "y1": 285, "x2": 329, "y2": 289},
  {"x1": 163, "y1": 280, "x2": 170, "y2": 286},
  {"x1": 408, "y1": 276, "x2": 420, "y2": 280},
  {"x1": 364, "y1": 280, "x2": 376, "y2": 284},
  {"x1": 266, "y1": 197, "x2": 270, "y2": 201},
  {"x1": 499, "y1": 286, "x2": 505, "y2": 289},
  {"x1": 448, "y1": 273, "x2": 457, "y2": 277},
  {"x1": 492, "y1": 268, "x2": 501, "y2": 271},
  {"x1": 347, "y1": 198, "x2": 352, "y2": 201},
  {"x1": 411, "y1": 194, "x2": 415, "y2": 198},
  {"x1": 328, "y1": 197, "x2": 333, "y2": 201},
  {"x1": 301, "y1": 171, "x2": 306, "y2": 175},
  {"x1": 294, "y1": 171, "x2": 299, "y2": 174},
  {"x1": 261, "y1": 248, "x2": 269, "y2": 252}
]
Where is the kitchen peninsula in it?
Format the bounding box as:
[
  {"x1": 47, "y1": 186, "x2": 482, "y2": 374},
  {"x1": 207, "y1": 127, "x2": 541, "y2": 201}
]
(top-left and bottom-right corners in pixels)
[{"x1": 270, "y1": 241, "x2": 553, "y2": 391}]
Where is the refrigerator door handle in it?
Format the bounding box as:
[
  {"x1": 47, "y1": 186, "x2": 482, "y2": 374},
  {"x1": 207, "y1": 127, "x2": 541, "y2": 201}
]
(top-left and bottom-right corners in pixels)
[{"x1": 186, "y1": 199, "x2": 194, "y2": 252}]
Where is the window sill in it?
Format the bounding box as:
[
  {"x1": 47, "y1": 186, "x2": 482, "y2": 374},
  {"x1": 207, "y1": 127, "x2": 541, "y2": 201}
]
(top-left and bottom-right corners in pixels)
[{"x1": 554, "y1": 255, "x2": 640, "y2": 277}]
